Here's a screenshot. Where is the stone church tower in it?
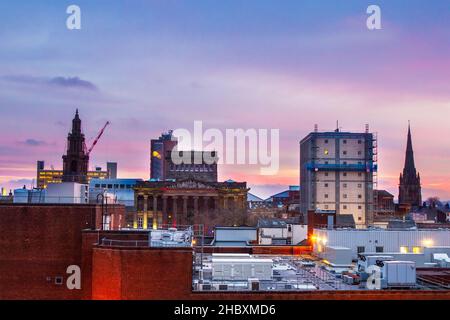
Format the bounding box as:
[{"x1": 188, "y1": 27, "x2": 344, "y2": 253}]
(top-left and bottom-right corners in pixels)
[
  {"x1": 62, "y1": 109, "x2": 89, "y2": 184},
  {"x1": 399, "y1": 124, "x2": 422, "y2": 207}
]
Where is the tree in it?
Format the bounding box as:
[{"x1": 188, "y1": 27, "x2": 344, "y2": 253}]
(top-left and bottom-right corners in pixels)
[{"x1": 427, "y1": 197, "x2": 441, "y2": 208}]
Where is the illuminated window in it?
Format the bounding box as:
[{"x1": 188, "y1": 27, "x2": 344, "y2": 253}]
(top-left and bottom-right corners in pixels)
[
  {"x1": 324, "y1": 149, "x2": 329, "y2": 155},
  {"x1": 413, "y1": 247, "x2": 421, "y2": 254},
  {"x1": 400, "y1": 246, "x2": 409, "y2": 253}
]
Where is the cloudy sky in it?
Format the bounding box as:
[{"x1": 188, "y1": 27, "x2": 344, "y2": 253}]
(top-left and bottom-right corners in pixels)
[{"x1": 0, "y1": 0, "x2": 449, "y2": 199}]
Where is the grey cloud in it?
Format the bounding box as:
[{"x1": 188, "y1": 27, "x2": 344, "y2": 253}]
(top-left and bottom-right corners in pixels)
[
  {"x1": 19, "y1": 139, "x2": 48, "y2": 147},
  {"x1": 49, "y1": 76, "x2": 98, "y2": 91},
  {"x1": 2, "y1": 74, "x2": 98, "y2": 91}
]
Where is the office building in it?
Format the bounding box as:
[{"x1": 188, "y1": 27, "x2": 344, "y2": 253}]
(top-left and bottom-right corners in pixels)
[
  {"x1": 300, "y1": 126, "x2": 377, "y2": 227},
  {"x1": 150, "y1": 131, "x2": 218, "y2": 182}
]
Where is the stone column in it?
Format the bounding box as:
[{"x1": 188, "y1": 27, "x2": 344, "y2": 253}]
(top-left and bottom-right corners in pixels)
[
  {"x1": 183, "y1": 196, "x2": 188, "y2": 226},
  {"x1": 172, "y1": 196, "x2": 178, "y2": 227},
  {"x1": 143, "y1": 195, "x2": 148, "y2": 229},
  {"x1": 152, "y1": 195, "x2": 158, "y2": 229},
  {"x1": 214, "y1": 196, "x2": 219, "y2": 213},
  {"x1": 193, "y1": 196, "x2": 199, "y2": 225},
  {"x1": 203, "y1": 197, "x2": 209, "y2": 216},
  {"x1": 162, "y1": 195, "x2": 168, "y2": 226}
]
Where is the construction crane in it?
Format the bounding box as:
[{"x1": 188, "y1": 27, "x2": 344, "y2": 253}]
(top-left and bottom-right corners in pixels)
[{"x1": 87, "y1": 121, "x2": 110, "y2": 156}]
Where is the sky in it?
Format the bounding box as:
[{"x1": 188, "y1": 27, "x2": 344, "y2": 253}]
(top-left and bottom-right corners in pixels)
[{"x1": 0, "y1": 0, "x2": 449, "y2": 199}]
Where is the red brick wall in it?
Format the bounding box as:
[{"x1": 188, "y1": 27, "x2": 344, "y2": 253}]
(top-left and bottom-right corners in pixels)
[
  {"x1": 92, "y1": 247, "x2": 193, "y2": 300},
  {"x1": 0, "y1": 204, "x2": 125, "y2": 300}
]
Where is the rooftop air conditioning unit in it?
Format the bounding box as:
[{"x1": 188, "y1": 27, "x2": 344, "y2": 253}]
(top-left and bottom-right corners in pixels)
[
  {"x1": 199, "y1": 284, "x2": 211, "y2": 291},
  {"x1": 218, "y1": 284, "x2": 228, "y2": 291}
]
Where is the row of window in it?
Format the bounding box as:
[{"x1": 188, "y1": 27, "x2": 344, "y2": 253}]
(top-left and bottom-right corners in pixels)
[
  {"x1": 324, "y1": 183, "x2": 363, "y2": 188},
  {"x1": 357, "y1": 246, "x2": 421, "y2": 254},
  {"x1": 94, "y1": 184, "x2": 133, "y2": 189},
  {"x1": 323, "y1": 204, "x2": 363, "y2": 209},
  {"x1": 323, "y1": 172, "x2": 363, "y2": 177},
  {"x1": 324, "y1": 194, "x2": 363, "y2": 199},
  {"x1": 324, "y1": 150, "x2": 363, "y2": 156},
  {"x1": 324, "y1": 139, "x2": 363, "y2": 144}
]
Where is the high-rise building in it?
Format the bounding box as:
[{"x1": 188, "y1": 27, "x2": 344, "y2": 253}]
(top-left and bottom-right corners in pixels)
[
  {"x1": 150, "y1": 131, "x2": 178, "y2": 180},
  {"x1": 399, "y1": 124, "x2": 422, "y2": 208},
  {"x1": 150, "y1": 131, "x2": 218, "y2": 182},
  {"x1": 62, "y1": 110, "x2": 89, "y2": 184},
  {"x1": 300, "y1": 127, "x2": 377, "y2": 227},
  {"x1": 107, "y1": 162, "x2": 118, "y2": 179}
]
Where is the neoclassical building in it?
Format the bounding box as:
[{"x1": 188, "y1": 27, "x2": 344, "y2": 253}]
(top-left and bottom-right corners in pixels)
[{"x1": 133, "y1": 179, "x2": 249, "y2": 229}]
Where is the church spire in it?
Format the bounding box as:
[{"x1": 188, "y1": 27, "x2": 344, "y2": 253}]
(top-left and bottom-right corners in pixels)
[
  {"x1": 72, "y1": 109, "x2": 81, "y2": 134},
  {"x1": 399, "y1": 122, "x2": 422, "y2": 207},
  {"x1": 62, "y1": 109, "x2": 89, "y2": 184},
  {"x1": 403, "y1": 122, "x2": 416, "y2": 177}
]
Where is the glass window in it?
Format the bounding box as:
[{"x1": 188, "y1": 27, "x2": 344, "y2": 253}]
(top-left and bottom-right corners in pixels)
[
  {"x1": 412, "y1": 247, "x2": 421, "y2": 254},
  {"x1": 376, "y1": 246, "x2": 384, "y2": 253},
  {"x1": 324, "y1": 183, "x2": 328, "y2": 187},
  {"x1": 343, "y1": 172, "x2": 347, "y2": 177},
  {"x1": 343, "y1": 140, "x2": 347, "y2": 144},
  {"x1": 343, "y1": 183, "x2": 347, "y2": 188},
  {"x1": 358, "y1": 194, "x2": 362, "y2": 199},
  {"x1": 357, "y1": 246, "x2": 365, "y2": 254},
  {"x1": 343, "y1": 151, "x2": 347, "y2": 155},
  {"x1": 343, "y1": 205, "x2": 347, "y2": 209},
  {"x1": 324, "y1": 194, "x2": 329, "y2": 198},
  {"x1": 400, "y1": 246, "x2": 409, "y2": 253},
  {"x1": 343, "y1": 194, "x2": 347, "y2": 198},
  {"x1": 95, "y1": 184, "x2": 100, "y2": 188},
  {"x1": 358, "y1": 140, "x2": 362, "y2": 144},
  {"x1": 324, "y1": 139, "x2": 328, "y2": 144}
]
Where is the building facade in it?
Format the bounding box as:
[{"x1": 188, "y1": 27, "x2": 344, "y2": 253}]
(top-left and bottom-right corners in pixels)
[
  {"x1": 150, "y1": 131, "x2": 218, "y2": 182},
  {"x1": 399, "y1": 124, "x2": 422, "y2": 208},
  {"x1": 374, "y1": 189, "x2": 395, "y2": 216},
  {"x1": 89, "y1": 178, "x2": 143, "y2": 207},
  {"x1": 300, "y1": 128, "x2": 376, "y2": 227},
  {"x1": 37, "y1": 162, "x2": 108, "y2": 189},
  {"x1": 150, "y1": 131, "x2": 178, "y2": 180},
  {"x1": 133, "y1": 179, "x2": 248, "y2": 230}
]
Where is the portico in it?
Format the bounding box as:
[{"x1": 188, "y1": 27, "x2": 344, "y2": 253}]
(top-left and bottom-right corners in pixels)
[{"x1": 133, "y1": 179, "x2": 248, "y2": 229}]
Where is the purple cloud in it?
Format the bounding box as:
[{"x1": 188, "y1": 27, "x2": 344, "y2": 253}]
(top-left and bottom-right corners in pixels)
[{"x1": 2, "y1": 75, "x2": 98, "y2": 91}]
